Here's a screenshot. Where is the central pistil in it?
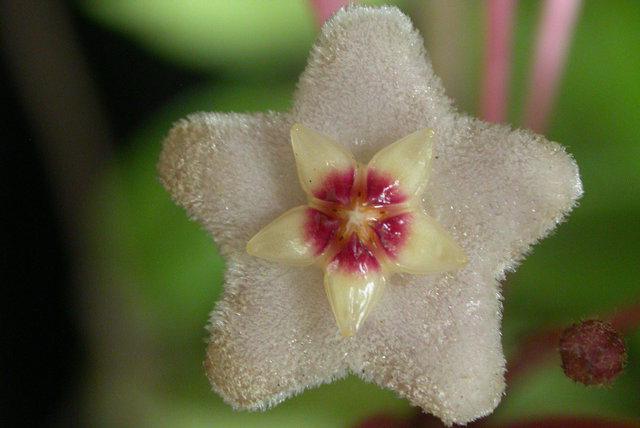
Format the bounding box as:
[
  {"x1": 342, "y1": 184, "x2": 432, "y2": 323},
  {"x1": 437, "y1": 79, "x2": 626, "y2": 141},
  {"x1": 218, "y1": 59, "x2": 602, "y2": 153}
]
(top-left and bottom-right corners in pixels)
[{"x1": 345, "y1": 204, "x2": 374, "y2": 233}]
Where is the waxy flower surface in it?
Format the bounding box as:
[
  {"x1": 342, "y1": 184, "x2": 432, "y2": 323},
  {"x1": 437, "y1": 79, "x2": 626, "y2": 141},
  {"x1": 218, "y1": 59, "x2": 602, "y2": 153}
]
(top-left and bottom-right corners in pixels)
[
  {"x1": 158, "y1": 6, "x2": 582, "y2": 425},
  {"x1": 247, "y1": 125, "x2": 467, "y2": 337}
]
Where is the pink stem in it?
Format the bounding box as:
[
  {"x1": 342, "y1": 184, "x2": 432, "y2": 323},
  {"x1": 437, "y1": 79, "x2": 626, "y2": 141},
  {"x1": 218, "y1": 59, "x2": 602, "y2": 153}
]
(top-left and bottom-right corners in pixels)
[
  {"x1": 309, "y1": 0, "x2": 350, "y2": 27},
  {"x1": 480, "y1": 0, "x2": 517, "y2": 124},
  {"x1": 523, "y1": 0, "x2": 582, "y2": 133}
]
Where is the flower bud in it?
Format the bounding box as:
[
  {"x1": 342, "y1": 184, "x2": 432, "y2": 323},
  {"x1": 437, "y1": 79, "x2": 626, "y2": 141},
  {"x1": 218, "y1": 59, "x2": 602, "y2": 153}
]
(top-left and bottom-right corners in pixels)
[{"x1": 559, "y1": 319, "x2": 626, "y2": 385}]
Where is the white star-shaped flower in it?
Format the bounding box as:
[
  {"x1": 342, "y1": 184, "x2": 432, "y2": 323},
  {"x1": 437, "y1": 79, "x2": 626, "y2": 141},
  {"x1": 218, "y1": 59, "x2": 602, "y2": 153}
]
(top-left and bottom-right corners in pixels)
[{"x1": 158, "y1": 6, "x2": 582, "y2": 425}]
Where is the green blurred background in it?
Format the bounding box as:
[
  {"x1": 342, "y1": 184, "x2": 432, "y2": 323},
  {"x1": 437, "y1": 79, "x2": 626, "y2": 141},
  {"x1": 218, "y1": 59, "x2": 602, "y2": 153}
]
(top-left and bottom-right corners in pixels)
[{"x1": 4, "y1": 1, "x2": 639, "y2": 427}]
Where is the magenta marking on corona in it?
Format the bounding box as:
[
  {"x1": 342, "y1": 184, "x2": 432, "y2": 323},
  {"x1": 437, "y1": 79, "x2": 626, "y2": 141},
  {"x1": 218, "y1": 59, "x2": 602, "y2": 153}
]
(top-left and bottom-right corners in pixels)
[
  {"x1": 373, "y1": 213, "x2": 411, "y2": 258},
  {"x1": 305, "y1": 208, "x2": 341, "y2": 255},
  {"x1": 312, "y1": 168, "x2": 355, "y2": 204},
  {"x1": 366, "y1": 169, "x2": 407, "y2": 206},
  {"x1": 331, "y1": 234, "x2": 380, "y2": 274}
]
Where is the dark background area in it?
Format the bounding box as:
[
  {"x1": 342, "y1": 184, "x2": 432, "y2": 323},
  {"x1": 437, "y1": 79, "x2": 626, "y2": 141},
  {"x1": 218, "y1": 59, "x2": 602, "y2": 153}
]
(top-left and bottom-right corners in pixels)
[{"x1": 2, "y1": 2, "x2": 205, "y2": 425}]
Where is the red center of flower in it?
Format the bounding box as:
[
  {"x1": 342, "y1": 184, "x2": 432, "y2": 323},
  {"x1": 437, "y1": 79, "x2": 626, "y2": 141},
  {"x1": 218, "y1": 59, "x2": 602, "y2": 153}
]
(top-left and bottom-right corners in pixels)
[{"x1": 304, "y1": 167, "x2": 411, "y2": 273}]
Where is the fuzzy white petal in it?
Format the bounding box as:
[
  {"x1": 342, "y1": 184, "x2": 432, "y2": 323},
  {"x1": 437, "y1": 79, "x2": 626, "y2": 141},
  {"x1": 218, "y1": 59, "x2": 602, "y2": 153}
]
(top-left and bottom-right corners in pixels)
[
  {"x1": 355, "y1": 269, "x2": 505, "y2": 426},
  {"x1": 205, "y1": 255, "x2": 348, "y2": 410},
  {"x1": 293, "y1": 6, "x2": 452, "y2": 161},
  {"x1": 158, "y1": 112, "x2": 302, "y2": 255},
  {"x1": 425, "y1": 115, "x2": 583, "y2": 276}
]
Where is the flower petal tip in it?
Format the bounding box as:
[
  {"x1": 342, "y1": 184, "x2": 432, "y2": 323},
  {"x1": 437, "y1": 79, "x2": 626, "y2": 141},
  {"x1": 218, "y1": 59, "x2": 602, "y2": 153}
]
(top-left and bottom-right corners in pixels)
[{"x1": 245, "y1": 206, "x2": 318, "y2": 266}]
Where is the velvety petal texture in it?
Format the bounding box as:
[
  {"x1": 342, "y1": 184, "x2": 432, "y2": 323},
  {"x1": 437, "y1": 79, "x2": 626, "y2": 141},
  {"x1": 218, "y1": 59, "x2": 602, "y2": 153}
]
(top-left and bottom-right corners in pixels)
[
  {"x1": 158, "y1": 112, "x2": 301, "y2": 255},
  {"x1": 205, "y1": 255, "x2": 347, "y2": 411},
  {"x1": 158, "y1": 5, "x2": 582, "y2": 426}
]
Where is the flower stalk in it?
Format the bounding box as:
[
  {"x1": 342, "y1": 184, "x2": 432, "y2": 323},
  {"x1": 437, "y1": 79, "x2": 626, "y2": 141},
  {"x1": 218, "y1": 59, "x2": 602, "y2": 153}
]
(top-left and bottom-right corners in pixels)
[
  {"x1": 481, "y1": 0, "x2": 517, "y2": 124},
  {"x1": 523, "y1": 0, "x2": 582, "y2": 133}
]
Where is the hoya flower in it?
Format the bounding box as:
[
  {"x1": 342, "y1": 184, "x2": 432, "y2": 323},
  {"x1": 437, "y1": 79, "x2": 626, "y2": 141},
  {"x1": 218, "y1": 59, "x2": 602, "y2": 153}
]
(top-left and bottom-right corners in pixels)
[{"x1": 158, "y1": 6, "x2": 582, "y2": 426}]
